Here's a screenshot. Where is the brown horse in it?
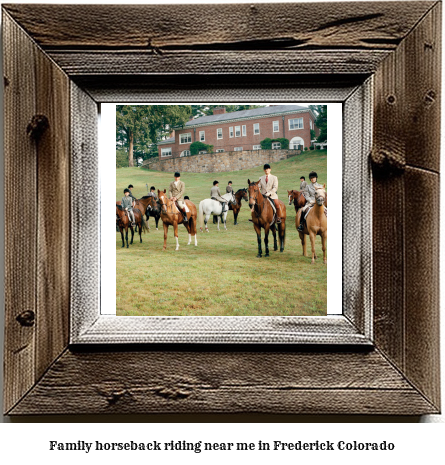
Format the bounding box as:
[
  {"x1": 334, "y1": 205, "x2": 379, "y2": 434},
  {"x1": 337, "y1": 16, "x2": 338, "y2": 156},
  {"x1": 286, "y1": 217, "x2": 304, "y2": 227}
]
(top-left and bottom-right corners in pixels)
[
  {"x1": 229, "y1": 188, "x2": 249, "y2": 225},
  {"x1": 295, "y1": 185, "x2": 327, "y2": 264},
  {"x1": 116, "y1": 205, "x2": 149, "y2": 248},
  {"x1": 248, "y1": 179, "x2": 286, "y2": 257},
  {"x1": 144, "y1": 195, "x2": 161, "y2": 230},
  {"x1": 287, "y1": 189, "x2": 328, "y2": 213},
  {"x1": 287, "y1": 189, "x2": 306, "y2": 212},
  {"x1": 157, "y1": 190, "x2": 198, "y2": 251}
]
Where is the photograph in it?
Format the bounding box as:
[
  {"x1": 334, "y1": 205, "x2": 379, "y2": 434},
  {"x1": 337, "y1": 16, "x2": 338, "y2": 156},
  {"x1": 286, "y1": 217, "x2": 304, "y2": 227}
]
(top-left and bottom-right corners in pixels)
[{"x1": 114, "y1": 104, "x2": 330, "y2": 317}]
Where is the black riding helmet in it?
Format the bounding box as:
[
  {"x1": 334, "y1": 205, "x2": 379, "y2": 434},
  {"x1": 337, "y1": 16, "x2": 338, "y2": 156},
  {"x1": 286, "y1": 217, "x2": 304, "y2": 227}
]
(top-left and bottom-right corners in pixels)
[
  {"x1": 309, "y1": 171, "x2": 318, "y2": 179},
  {"x1": 124, "y1": 188, "x2": 130, "y2": 193}
]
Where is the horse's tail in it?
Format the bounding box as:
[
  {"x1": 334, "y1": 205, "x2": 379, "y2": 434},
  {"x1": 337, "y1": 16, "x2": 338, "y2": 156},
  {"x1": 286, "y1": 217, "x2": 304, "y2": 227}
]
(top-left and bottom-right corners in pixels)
[
  {"x1": 141, "y1": 216, "x2": 149, "y2": 233},
  {"x1": 279, "y1": 222, "x2": 286, "y2": 249},
  {"x1": 198, "y1": 201, "x2": 204, "y2": 230}
]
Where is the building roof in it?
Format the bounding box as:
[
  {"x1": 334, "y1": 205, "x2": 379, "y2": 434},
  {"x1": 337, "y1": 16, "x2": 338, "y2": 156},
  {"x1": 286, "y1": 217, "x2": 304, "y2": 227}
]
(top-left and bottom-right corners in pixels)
[
  {"x1": 158, "y1": 136, "x2": 175, "y2": 145},
  {"x1": 183, "y1": 104, "x2": 312, "y2": 128}
]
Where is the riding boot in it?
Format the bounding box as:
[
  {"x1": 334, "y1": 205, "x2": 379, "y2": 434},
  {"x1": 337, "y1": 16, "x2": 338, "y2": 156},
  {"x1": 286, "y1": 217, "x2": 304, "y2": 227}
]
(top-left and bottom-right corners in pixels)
[
  {"x1": 182, "y1": 208, "x2": 188, "y2": 223},
  {"x1": 220, "y1": 202, "x2": 226, "y2": 220},
  {"x1": 297, "y1": 212, "x2": 305, "y2": 232}
]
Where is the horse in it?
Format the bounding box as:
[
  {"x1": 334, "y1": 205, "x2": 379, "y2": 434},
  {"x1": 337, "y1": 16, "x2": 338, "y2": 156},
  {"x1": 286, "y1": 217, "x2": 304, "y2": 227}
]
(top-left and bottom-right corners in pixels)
[
  {"x1": 198, "y1": 192, "x2": 236, "y2": 232},
  {"x1": 116, "y1": 205, "x2": 149, "y2": 248},
  {"x1": 247, "y1": 179, "x2": 286, "y2": 257},
  {"x1": 287, "y1": 189, "x2": 306, "y2": 212},
  {"x1": 229, "y1": 188, "x2": 249, "y2": 225},
  {"x1": 295, "y1": 185, "x2": 327, "y2": 264},
  {"x1": 157, "y1": 190, "x2": 198, "y2": 251},
  {"x1": 143, "y1": 195, "x2": 161, "y2": 230}
]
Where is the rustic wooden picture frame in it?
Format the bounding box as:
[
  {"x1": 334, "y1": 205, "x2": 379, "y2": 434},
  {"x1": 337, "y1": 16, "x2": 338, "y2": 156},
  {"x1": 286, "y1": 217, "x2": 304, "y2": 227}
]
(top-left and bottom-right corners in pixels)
[{"x1": 3, "y1": 2, "x2": 440, "y2": 416}]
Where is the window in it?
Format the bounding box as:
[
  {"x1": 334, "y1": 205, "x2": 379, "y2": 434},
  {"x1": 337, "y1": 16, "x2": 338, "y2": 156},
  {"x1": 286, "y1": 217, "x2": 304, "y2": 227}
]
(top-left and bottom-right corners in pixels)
[
  {"x1": 216, "y1": 149, "x2": 224, "y2": 153},
  {"x1": 253, "y1": 123, "x2": 260, "y2": 135},
  {"x1": 161, "y1": 147, "x2": 172, "y2": 157},
  {"x1": 199, "y1": 130, "x2": 205, "y2": 141},
  {"x1": 180, "y1": 150, "x2": 190, "y2": 157},
  {"x1": 242, "y1": 125, "x2": 246, "y2": 136},
  {"x1": 234, "y1": 147, "x2": 243, "y2": 151},
  {"x1": 217, "y1": 128, "x2": 223, "y2": 139},
  {"x1": 180, "y1": 132, "x2": 192, "y2": 144},
  {"x1": 252, "y1": 145, "x2": 261, "y2": 150},
  {"x1": 310, "y1": 120, "x2": 313, "y2": 129},
  {"x1": 199, "y1": 150, "x2": 208, "y2": 154},
  {"x1": 235, "y1": 126, "x2": 241, "y2": 137},
  {"x1": 273, "y1": 121, "x2": 279, "y2": 132},
  {"x1": 229, "y1": 127, "x2": 234, "y2": 138},
  {"x1": 272, "y1": 142, "x2": 281, "y2": 149},
  {"x1": 289, "y1": 118, "x2": 303, "y2": 130}
]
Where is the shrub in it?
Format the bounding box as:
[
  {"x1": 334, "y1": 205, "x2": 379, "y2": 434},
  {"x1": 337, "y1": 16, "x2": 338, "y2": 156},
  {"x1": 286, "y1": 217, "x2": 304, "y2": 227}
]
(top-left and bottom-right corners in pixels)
[
  {"x1": 260, "y1": 137, "x2": 289, "y2": 150},
  {"x1": 116, "y1": 149, "x2": 128, "y2": 168},
  {"x1": 304, "y1": 147, "x2": 308, "y2": 151},
  {"x1": 190, "y1": 141, "x2": 214, "y2": 155}
]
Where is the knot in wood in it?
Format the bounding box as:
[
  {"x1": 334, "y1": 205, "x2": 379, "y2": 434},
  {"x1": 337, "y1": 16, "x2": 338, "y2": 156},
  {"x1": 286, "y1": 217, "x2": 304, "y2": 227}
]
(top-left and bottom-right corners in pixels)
[
  {"x1": 16, "y1": 310, "x2": 35, "y2": 327},
  {"x1": 27, "y1": 115, "x2": 49, "y2": 140},
  {"x1": 370, "y1": 146, "x2": 405, "y2": 176},
  {"x1": 386, "y1": 94, "x2": 396, "y2": 105}
]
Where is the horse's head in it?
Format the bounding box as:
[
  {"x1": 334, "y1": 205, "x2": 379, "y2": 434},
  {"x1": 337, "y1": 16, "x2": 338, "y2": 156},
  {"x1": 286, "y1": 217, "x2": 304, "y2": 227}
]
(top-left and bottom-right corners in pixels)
[
  {"x1": 247, "y1": 179, "x2": 261, "y2": 209},
  {"x1": 157, "y1": 190, "x2": 168, "y2": 213},
  {"x1": 241, "y1": 188, "x2": 248, "y2": 203},
  {"x1": 314, "y1": 186, "x2": 326, "y2": 206},
  {"x1": 287, "y1": 189, "x2": 295, "y2": 205}
]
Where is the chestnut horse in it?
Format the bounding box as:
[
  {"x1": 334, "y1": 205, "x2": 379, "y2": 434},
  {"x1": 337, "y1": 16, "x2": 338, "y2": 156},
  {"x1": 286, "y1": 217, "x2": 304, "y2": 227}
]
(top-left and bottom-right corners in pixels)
[
  {"x1": 116, "y1": 205, "x2": 148, "y2": 248},
  {"x1": 248, "y1": 179, "x2": 286, "y2": 257},
  {"x1": 295, "y1": 185, "x2": 327, "y2": 264},
  {"x1": 229, "y1": 188, "x2": 249, "y2": 225},
  {"x1": 287, "y1": 189, "x2": 328, "y2": 213},
  {"x1": 157, "y1": 190, "x2": 198, "y2": 251},
  {"x1": 287, "y1": 189, "x2": 306, "y2": 212}
]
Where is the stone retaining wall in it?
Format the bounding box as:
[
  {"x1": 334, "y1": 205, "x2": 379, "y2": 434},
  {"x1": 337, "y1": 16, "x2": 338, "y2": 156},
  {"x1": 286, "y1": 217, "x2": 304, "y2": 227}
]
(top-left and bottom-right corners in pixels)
[{"x1": 142, "y1": 149, "x2": 301, "y2": 173}]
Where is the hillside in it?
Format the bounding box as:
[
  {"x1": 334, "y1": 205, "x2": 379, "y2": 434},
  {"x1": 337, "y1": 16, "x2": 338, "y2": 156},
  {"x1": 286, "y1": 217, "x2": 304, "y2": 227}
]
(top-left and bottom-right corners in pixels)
[{"x1": 116, "y1": 150, "x2": 327, "y2": 200}]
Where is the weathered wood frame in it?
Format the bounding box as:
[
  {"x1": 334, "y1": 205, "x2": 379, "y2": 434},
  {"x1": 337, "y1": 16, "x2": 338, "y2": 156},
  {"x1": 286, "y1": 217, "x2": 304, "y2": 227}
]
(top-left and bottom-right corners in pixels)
[{"x1": 3, "y1": 2, "x2": 441, "y2": 415}]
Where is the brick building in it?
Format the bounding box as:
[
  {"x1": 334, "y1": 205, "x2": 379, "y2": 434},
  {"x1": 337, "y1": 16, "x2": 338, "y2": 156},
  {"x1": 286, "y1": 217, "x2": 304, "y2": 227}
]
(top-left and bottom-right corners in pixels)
[{"x1": 157, "y1": 105, "x2": 319, "y2": 159}]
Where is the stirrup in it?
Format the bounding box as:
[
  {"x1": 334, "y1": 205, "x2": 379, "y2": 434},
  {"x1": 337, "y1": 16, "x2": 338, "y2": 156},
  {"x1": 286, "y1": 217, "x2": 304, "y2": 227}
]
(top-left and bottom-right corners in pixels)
[{"x1": 276, "y1": 217, "x2": 281, "y2": 224}]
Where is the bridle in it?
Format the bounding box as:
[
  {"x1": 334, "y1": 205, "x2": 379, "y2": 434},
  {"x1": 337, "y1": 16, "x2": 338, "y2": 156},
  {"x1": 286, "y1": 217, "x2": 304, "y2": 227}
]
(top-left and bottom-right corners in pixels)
[
  {"x1": 158, "y1": 194, "x2": 181, "y2": 215},
  {"x1": 249, "y1": 183, "x2": 265, "y2": 213}
]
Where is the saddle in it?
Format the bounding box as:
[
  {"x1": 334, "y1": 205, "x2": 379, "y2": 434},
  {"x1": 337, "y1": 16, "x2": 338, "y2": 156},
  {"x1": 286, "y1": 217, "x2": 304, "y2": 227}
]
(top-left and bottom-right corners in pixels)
[{"x1": 304, "y1": 205, "x2": 328, "y2": 219}]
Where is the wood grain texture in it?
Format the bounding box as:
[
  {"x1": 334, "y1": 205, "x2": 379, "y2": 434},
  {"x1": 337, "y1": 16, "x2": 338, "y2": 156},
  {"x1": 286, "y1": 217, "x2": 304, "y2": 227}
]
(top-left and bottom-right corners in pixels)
[
  {"x1": 2, "y1": 2, "x2": 441, "y2": 416},
  {"x1": 46, "y1": 50, "x2": 391, "y2": 76},
  {"x1": 35, "y1": 38, "x2": 71, "y2": 382},
  {"x1": 404, "y1": 2, "x2": 441, "y2": 172},
  {"x1": 3, "y1": 12, "x2": 37, "y2": 414},
  {"x1": 3, "y1": 2, "x2": 435, "y2": 50},
  {"x1": 372, "y1": 3, "x2": 441, "y2": 411},
  {"x1": 404, "y1": 168, "x2": 440, "y2": 408},
  {"x1": 8, "y1": 349, "x2": 438, "y2": 415}
]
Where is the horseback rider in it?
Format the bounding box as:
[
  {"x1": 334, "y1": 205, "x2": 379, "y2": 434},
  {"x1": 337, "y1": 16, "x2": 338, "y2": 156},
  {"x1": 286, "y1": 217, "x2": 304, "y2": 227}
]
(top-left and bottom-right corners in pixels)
[
  {"x1": 127, "y1": 184, "x2": 137, "y2": 203},
  {"x1": 300, "y1": 176, "x2": 307, "y2": 192},
  {"x1": 211, "y1": 180, "x2": 228, "y2": 219},
  {"x1": 226, "y1": 181, "x2": 233, "y2": 194},
  {"x1": 121, "y1": 188, "x2": 136, "y2": 227},
  {"x1": 150, "y1": 186, "x2": 157, "y2": 199},
  {"x1": 169, "y1": 172, "x2": 188, "y2": 223},
  {"x1": 297, "y1": 171, "x2": 324, "y2": 232},
  {"x1": 259, "y1": 163, "x2": 281, "y2": 223}
]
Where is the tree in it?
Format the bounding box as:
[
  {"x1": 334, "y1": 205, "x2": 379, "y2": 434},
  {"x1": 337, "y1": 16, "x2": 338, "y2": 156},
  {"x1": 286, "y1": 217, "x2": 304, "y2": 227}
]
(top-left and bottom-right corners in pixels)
[
  {"x1": 309, "y1": 105, "x2": 327, "y2": 142},
  {"x1": 116, "y1": 105, "x2": 191, "y2": 167}
]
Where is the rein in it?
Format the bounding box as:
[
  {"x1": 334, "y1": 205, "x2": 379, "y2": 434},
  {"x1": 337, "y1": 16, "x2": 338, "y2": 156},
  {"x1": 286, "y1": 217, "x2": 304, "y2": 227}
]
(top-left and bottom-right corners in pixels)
[{"x1": 158, "y1": 196, "x2": 182, "y2": 215}]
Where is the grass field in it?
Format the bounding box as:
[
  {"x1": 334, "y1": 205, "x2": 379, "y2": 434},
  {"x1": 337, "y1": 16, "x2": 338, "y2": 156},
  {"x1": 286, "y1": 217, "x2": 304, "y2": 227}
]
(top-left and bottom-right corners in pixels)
[{"x1": 116, "y1": 150, "x2": 327, "y2": 316}]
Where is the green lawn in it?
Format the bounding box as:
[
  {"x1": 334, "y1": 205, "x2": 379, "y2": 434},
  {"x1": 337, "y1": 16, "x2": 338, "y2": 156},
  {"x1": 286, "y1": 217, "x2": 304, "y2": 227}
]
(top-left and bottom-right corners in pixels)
[{"x1": 116, "y1": 150, "x2": 327, "y2": 316}]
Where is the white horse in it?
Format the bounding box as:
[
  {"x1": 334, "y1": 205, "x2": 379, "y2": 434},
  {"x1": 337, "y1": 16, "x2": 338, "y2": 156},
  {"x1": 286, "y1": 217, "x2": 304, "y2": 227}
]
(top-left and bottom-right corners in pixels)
[{"x1": 198, "y1": 192, "x2": 236, "y2": 232}]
